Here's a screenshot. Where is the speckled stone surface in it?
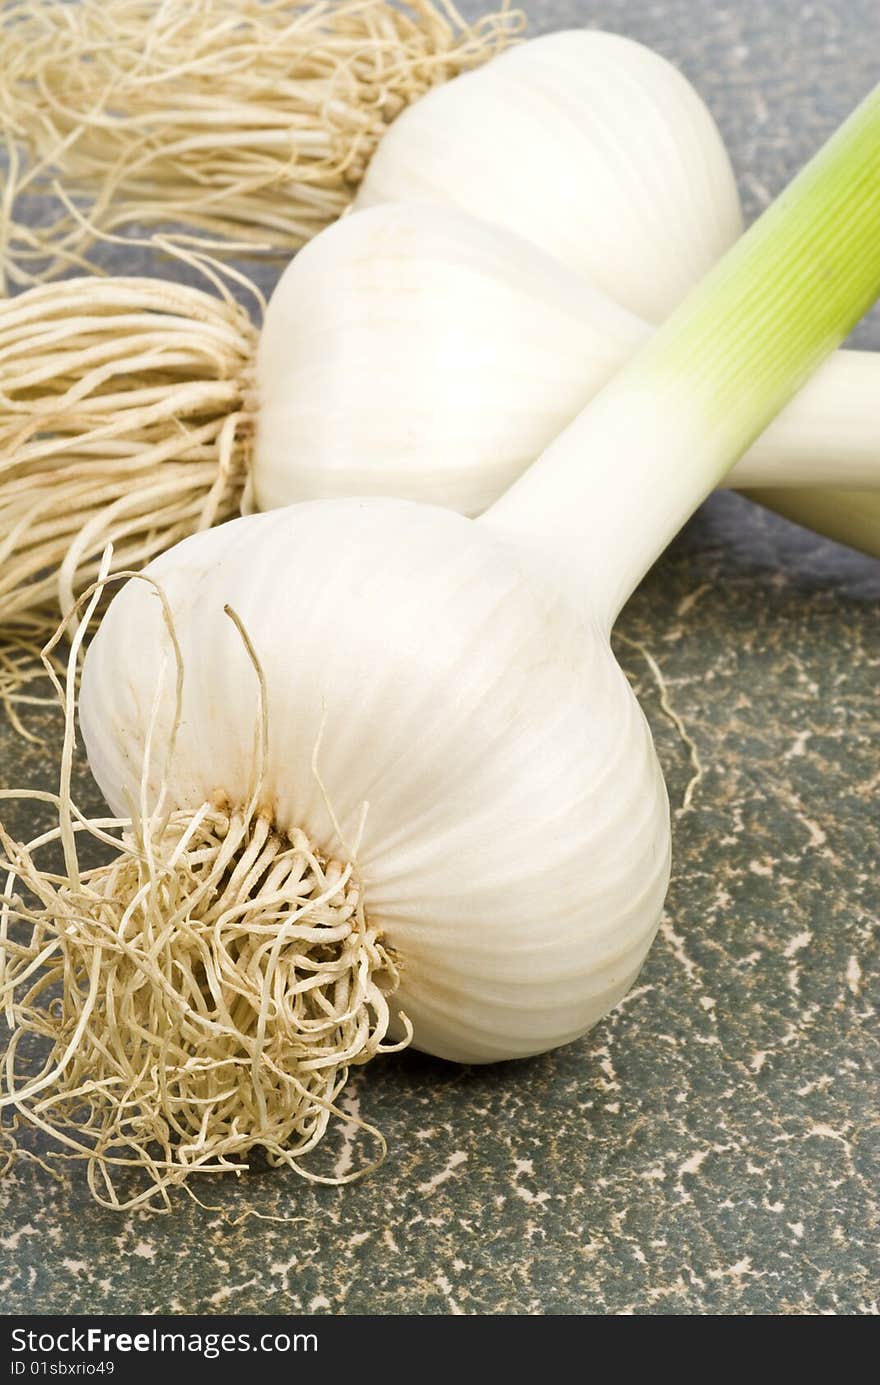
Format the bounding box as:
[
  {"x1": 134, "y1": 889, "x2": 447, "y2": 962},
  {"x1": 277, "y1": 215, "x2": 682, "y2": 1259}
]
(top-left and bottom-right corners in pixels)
[{"x1": 1, "y1": 0, "x2": 878, "y2": 1316}]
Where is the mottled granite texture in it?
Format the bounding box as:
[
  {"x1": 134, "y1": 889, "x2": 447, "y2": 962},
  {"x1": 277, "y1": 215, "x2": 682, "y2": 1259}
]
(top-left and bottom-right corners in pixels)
[{"x1": 1, "y1": 0, "x2": 878, "y2": 1316}]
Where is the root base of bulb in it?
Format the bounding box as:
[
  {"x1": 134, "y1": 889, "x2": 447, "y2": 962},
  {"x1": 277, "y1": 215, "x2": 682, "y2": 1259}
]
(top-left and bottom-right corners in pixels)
[{"x1": 0, "y1": 802, "x2": 407, "y2": 1213}]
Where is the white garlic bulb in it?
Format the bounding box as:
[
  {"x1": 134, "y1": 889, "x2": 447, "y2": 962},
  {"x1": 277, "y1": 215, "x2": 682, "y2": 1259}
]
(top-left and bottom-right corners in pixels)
[
  {"x1": 253, "y1": 202, "x2": 648, "y2": 515},
  {"x1": 81, "y1": 500, "x2": 669, "y2": 1063},
  {"x1": 355, "y1": 28, "x2": 743, "y2": 321}
]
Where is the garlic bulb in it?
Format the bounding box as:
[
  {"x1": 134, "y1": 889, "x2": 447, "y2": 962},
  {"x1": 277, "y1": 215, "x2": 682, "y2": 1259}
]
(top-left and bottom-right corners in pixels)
[
  {"x1": 80, "y1": 500, "x2": 669, "y2": 1063},
  {"x1": 253, "y1": 202, "x2": 648, "y2": 515},
  {"x1": 354, "y1": 28, "x2": 743, "y2": 321},
  {"x1": 81, "y1": 88, "x2": 880, "y2": 1061},
  {"x1": 4, "y1": 90, "x2": 879, "y2": 1205},
  {"x1": 253, "y1": 202, "x2": 880, "y2": 517}
]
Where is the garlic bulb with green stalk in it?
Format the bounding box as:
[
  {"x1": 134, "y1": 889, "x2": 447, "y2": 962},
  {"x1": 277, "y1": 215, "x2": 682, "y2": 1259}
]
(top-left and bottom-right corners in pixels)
[
  {"x1": 3, "y1": 90, "x2": 879, "y2": 1209},
  {"x1": 353, "y1": 27, "x2": 880, "y2": 555},
  {"x1": 252, "y1": 201, "x2": 880, "y2": 517}
]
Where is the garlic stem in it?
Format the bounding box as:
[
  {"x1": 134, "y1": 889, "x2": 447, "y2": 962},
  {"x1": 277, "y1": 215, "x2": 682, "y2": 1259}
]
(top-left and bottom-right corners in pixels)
[
  {"x1": 486, "y1": 84, "x2": 880, "y2": 627},
  {"x1": 741, "y1": 486, "x2": 880, "y2": 558},
  {"x1": 727, "y1": 350, "x2": 880, "y2": 490}
]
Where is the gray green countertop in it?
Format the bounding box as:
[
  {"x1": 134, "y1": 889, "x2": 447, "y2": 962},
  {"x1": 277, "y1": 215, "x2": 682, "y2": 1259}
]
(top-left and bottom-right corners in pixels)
[{"x1": 1, "y1": 0, "x2": 878, "y2": 1316}]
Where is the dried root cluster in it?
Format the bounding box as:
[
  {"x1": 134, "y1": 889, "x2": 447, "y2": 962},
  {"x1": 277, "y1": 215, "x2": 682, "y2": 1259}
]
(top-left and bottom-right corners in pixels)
[
  {"x1": 0, "y1": 0, "x2": 523, "y2": 286},
  {"x1": 0, "y1": 269, "x2": 259, "y2": 644},
  {"x1": 0, "y1": 795, "x2": 407, "y2": 1212}
]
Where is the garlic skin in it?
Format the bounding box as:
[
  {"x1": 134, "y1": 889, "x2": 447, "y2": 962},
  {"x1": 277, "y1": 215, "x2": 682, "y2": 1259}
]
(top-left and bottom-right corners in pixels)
[
  {"x1": 253, "y1": 203, "x2": 646, "y2": 515},
  {"x1": 80, "y1": 502, "x2": 670, "y2": 1064},
  {"x1": 355, "y1": 29, "x2": 742, "y2": 321}
]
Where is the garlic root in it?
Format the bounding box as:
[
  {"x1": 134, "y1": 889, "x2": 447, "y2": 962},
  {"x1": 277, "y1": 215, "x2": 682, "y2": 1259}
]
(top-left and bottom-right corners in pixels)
[
  {"x1": 0, "y1": 0, "x2": 524, "y2": 289},
  {"x1": 0, "y1": 274, "x2": 259, "y2": 645},
  {"x1": 0, "y1": 805, "x2": 405, "y2": 1212}
]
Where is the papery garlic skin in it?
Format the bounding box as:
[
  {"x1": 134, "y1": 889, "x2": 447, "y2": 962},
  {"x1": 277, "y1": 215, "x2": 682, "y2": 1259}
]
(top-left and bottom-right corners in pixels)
[
  {"x1": 253, "y1": 204, "x2": 646, "y2": 515},
  {"x1": 355, "y1": 29, "x2": 742, "y2": 321},
  {"x1": 80, "y1": 503, "x2": 670, "y2": 1063}
]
